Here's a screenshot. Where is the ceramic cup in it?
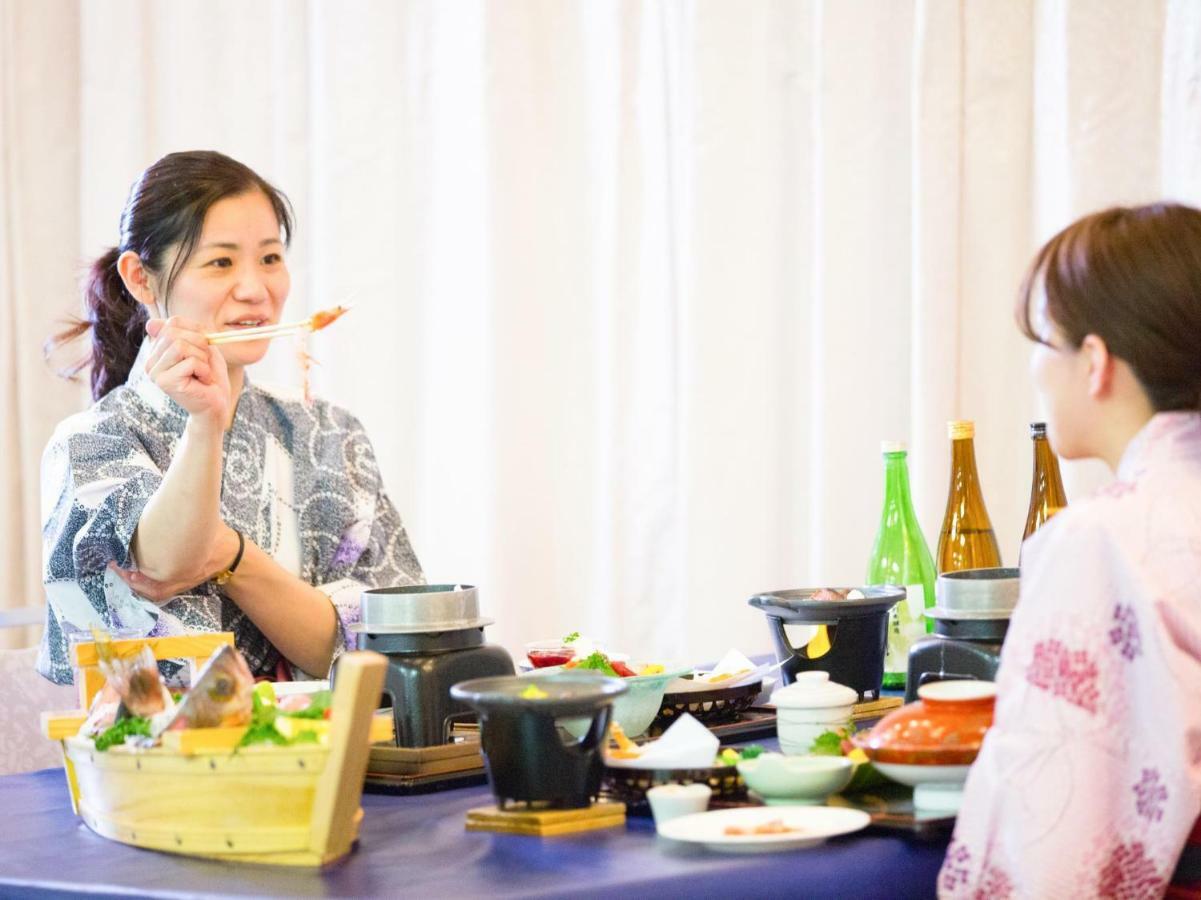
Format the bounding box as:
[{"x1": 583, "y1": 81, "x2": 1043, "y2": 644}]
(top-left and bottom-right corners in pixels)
[{"x1": 646, "y1": 783, "x2": 713, "y2": 828}]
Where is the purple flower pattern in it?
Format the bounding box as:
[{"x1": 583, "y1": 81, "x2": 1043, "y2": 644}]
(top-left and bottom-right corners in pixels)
[
  {"x1": 940, "y1": 840, "x2": 972, "y2": 893},
  {"x1": 1132, "y1": 769, "x2": 1167, "y2": 823},
  {"x1": 1108, "y1": 604, "x2": 1142, "y2": 661}
]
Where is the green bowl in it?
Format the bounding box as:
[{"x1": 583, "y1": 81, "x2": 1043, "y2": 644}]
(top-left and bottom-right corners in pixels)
[{"x1": 552, "y1": 666, "x2": 691, "y2": 737}]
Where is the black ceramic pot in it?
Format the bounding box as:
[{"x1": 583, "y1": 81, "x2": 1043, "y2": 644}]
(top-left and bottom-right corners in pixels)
[{"x1": 450, "y1": 673, "x2": 628, "y2": 809}]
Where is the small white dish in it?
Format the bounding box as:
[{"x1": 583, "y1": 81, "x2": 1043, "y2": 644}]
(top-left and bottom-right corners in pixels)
[
  {"x1": 646, "y1": 783, "x2": 712, "y2": 828},
  {"x1": 737, "y1": 753, "x2": 854, "y2": 805},
  {"x1": 272, "y1": 680, "x2": 330, "y2": 697},
  {"x1": 872, "y1": 761, "x2": 972, "y2": 812},
  {"x1": 656, "y1": 805, "x2": 870, "y2": 853}
]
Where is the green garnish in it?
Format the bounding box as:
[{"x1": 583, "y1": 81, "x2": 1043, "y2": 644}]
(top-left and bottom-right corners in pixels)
[
  {"x1": 281, "y1": 690, "x2": 331, "y2": 719},
  {"x1": 574, "y1": 651, "x2": 618, "y2": 677},
  {"x1": 94, "y1": 716, "x2": 151, "y2": 751},
  {"x1": 236, "y1": 689, "x2": 331, "y2": 749},
  {"x1": 563, "y1": 631, "x2": 580, "y2": 644},
  {"x1": 739, "y1": 744, "x2": 764, "y2": 760},
  {"x1": 809, "y1": 725, "x2": 855, "y2": 756}
]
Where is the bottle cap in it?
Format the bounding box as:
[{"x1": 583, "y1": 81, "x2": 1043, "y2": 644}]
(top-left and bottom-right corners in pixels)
[
  {"x1": 948, "y1": 420, "x2": 975, "y2": 440},
  {"x1": 881, "y1": 440, "x2": 907, "y2": 454},
  {"x1": 1029, "y1": 422, "x2": 1047, "y2": 438}
]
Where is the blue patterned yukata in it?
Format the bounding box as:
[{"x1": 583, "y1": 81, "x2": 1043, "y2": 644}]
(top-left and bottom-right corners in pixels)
[{"x1": 37, "y1": 347, "x2": 423, "y2": 685}]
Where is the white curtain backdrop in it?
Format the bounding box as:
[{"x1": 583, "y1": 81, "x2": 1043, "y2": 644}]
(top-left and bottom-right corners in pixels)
[{"x1": 2, "y1": 0, "x2": 1200, "y2": 662}]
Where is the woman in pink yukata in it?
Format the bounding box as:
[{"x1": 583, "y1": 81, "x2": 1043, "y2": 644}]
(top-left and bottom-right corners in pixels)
[{"x1": 940, "y1": 203, "x2": 1201, "y2": 900}]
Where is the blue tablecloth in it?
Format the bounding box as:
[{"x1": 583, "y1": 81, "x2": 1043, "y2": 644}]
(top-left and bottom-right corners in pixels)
[{"x1": 0, "y1": 766, "x2": 946, "y2": 899}]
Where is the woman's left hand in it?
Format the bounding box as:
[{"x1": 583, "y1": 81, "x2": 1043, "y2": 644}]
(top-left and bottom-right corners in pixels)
[
  {"x1": 110, "y1": 525, "x2": 243, "y2": 603},
  {"x1": 108, "y1": 560, "x2": 201, "y2": 604}
]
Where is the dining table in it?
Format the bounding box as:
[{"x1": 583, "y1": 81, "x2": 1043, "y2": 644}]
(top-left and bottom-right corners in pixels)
[{"x1": 0, "y1": 739, "x2": 950, "y2": 899}]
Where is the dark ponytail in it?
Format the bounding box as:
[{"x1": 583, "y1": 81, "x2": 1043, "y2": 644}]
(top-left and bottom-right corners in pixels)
[{"x1": 46, "y1": 150, "x2": 293, "y2": 400}]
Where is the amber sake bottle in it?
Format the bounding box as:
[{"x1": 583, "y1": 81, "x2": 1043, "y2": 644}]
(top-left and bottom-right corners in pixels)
[
  {"x1": 937, "y1": 420, "x2": 1002, "y2": 573},
  {"x1": 1021, "y1": 422, "x2": 1068, "y2": 550}
]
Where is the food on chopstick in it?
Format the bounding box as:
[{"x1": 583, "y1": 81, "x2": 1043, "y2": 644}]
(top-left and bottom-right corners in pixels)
[
  {"x1": 309, "y1": 304, "x2": 351, "y2": 331},
  {"x1": 205, "y1": 303, "x2": 353, "y2": 345},
  {"x1": 297, "y1": 335, "x2": 318, "y2": 405},
  {"x1": 723, "y1": 819, "x2": 802, "y2": 836}
]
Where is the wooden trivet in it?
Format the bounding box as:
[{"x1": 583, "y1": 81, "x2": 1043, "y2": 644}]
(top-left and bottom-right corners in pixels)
[
  {"x1": 851, "y1": 696, "x2": 903, "y2": 722},
  {"x1": 368, "y1": 739, "x2": 484, "y2": 777},
  {"x1": 465, "y1": 800, "x2": 626, "y2": 836}
]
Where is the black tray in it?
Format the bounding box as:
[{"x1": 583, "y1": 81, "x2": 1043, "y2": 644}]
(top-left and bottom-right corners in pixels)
[
  {"x1": 658, "y1": 706, "x2": 777, "y2": 743},
  {"x1": 601, "y1": 758, "x2": 748, "y2": 814},
  {"x1": 652, "y1": 680, "x2": 763, "y2": 730},
  {"x1": 827, "y1": 782, "x2": 956, "y2": 838},
  {"x1": 364, "y1": 768, "x2": 488, "y2": 796}
]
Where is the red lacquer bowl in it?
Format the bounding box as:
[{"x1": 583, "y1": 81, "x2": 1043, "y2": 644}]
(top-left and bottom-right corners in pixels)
[{"x1": 855, "y1": 680, "x2": 995, "y2": 766}]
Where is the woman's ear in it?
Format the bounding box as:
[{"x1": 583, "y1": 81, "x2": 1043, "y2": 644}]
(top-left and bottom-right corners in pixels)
[
  {"x1": 1081, "y1": 333, "x2": 1115, "y2": 399},
  {"x1": 117, "y1": 251, "x2": 159, "y2": 315}
]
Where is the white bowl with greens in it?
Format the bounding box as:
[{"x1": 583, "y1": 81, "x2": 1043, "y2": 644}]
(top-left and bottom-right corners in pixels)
[{"x1": 528, "y1": 652, "x2": 690, "y2": 737}]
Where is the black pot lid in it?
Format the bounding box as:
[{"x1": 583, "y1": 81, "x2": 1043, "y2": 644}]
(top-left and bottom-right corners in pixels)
[
  {"x1": 749, "y1": 586, "x2": 906, "y2": 621},
  {"x1": 450, "y1": 672, "x2": 628, "y2": 718}
]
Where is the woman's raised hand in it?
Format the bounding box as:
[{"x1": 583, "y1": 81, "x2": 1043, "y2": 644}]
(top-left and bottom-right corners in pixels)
[{"x1": 144, "y1": 317, "x2": 231, "y2": 427}]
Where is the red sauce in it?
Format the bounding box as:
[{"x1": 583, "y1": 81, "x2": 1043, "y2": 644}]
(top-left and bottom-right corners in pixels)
[{"x1": 528, "y1": 649, "x2": 576, "y2": 668}]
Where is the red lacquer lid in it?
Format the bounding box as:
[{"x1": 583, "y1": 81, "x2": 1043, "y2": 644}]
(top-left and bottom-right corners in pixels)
[{"x1": 855, "y1": 680, "x2": 995, "y2": 766}]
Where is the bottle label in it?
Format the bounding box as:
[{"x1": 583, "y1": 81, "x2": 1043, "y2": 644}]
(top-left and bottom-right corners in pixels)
[{"x1": 884, "y1": 584, "x2": 927, "y2": 677}]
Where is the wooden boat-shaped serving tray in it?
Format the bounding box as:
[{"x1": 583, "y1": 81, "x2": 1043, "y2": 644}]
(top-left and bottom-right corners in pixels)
[{"x1": 41, "y1": 633, "x2": 388, "y2": 868}]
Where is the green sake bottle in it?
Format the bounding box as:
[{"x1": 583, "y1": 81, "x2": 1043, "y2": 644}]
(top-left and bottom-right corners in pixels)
[{"x1": 866, "y1": 441, "x2": 937, "y2": 690}]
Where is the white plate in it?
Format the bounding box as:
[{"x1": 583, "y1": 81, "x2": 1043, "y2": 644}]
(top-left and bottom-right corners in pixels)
[
  {"x1": 272, "y1": 680, "x2": 330, "y2": 697},
  {"x1": 656, "y1": 805, "x2": 870, "y2": 853}
]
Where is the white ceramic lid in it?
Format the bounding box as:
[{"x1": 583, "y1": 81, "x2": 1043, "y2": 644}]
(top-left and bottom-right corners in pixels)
[{"x1": 771, "y1": 671, "x2": 858, "y2": 709}]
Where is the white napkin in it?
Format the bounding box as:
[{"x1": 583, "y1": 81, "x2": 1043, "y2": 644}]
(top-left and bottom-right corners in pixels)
[
  {"x1": 668, "y1": 648, "x2": 772, "y2": 693},
  {"x1": 606, "y1": 713, "x2": 719, "y2": 769}
]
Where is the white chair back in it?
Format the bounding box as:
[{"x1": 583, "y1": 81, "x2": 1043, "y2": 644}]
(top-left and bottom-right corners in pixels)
[{"x1": 0, "y1": 608, "x2": 77, "y2": 775}]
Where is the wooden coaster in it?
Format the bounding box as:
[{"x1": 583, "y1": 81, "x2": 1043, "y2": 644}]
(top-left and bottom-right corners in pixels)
[
  {"x1": 465, "y1": 801, "x2": 626, "y2": 836},
  {"x1": 852, "y1": 696, "x2": 904, "y2": 722}
]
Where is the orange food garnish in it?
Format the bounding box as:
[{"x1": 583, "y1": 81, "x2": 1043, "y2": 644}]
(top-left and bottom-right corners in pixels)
[
  {"x1": 609, "y1": 722, "x2": 635, "y2": 754},
  {"x1": 310, "y1": 305, "x2": 351, "y2": 332}
]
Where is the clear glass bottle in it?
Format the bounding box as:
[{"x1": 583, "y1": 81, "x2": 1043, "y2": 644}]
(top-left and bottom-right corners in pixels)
[
  {"x1": 1021, "y1": 421, "x2": 1068, "y2": 555},
  {"x1": 867, "y1": 442, "x2": 937, "y2": 690},
  {"x1": 937, "y1": 420, "x2": 1002, "y2": 573}
]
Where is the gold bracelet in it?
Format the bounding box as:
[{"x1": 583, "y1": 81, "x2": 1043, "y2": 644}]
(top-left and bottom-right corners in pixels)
[{"x1": 213, "y1": 528, "x2": 245, "y2": 586}]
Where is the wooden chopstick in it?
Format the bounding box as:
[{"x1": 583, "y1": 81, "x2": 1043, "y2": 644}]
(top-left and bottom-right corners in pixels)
[
  {"x1": 206, "y1": 320, "x2": 313, "y2": 345},
  {"x1": 205, "y1": 303, "x2": 354, "y2": 346}
]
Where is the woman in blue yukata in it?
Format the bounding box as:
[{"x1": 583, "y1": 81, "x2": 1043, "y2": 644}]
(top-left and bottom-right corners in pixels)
[{"x1": 37, "y1": 150, "x2": 424, "y2": 685}]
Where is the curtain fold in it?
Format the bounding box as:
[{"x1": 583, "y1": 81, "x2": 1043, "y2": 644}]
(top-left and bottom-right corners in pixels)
[{"x1": 2, "y1": 0, "x2": 1199, "y2": 663}]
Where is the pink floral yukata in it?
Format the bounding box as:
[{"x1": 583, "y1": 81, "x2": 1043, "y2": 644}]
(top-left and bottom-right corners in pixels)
[{"x1": 940, "y1": 412, "x2": 1201, "y2": 899}]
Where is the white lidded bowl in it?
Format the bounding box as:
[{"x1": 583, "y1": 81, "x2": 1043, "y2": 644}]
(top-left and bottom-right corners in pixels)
[{"x1": 771, "y1": 671, "x2": 858, "y2": 756}]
